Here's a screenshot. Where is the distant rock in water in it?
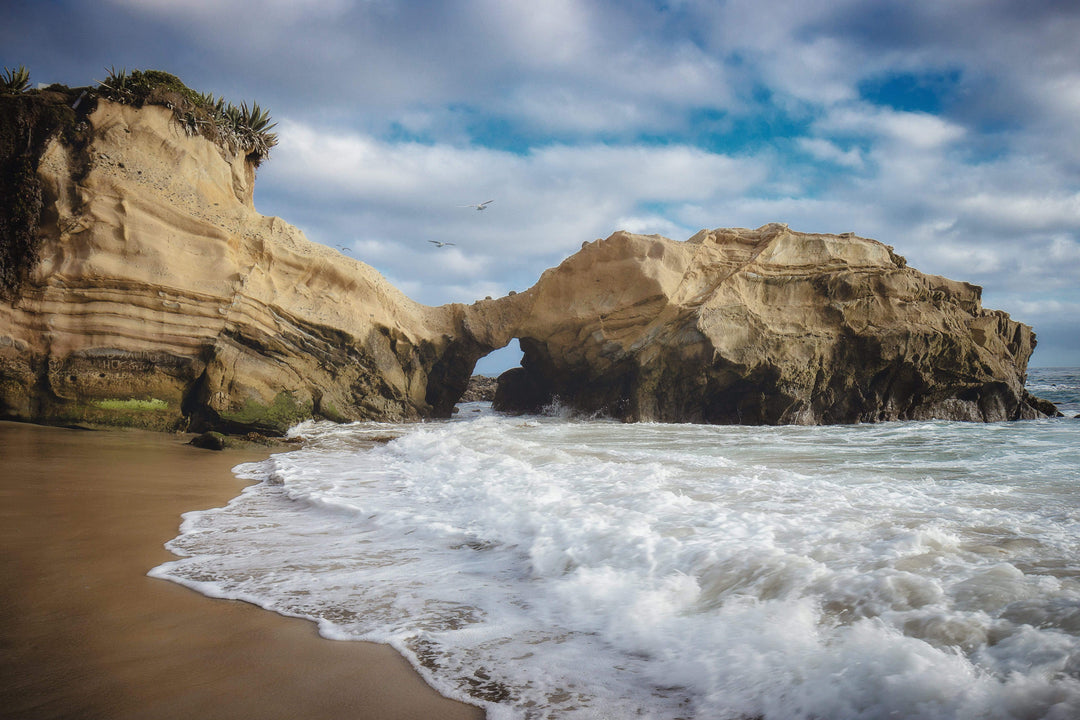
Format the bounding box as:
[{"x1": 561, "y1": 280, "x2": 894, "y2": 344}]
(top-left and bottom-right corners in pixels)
[
  {"x1": 460, "y1": 375, "x2": 498, "y2": 403},
  {"x1": 0, "y1": 88, "x2": 1056, "y2": 431}
]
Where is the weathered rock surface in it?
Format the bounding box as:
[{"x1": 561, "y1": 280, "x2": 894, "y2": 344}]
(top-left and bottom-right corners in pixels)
[
  {"x1": 460, "y1": 375, "x2": 498, "y2": 403},
  {"x1": 0, "y1": 95, "x2": 488, "y2": 433},
  {"x1": 0, "y1": 94, "x2": 1055, "y2": 431},
  {"x1": 482, "y1": 227, "x2": 1052, "y2": 424}
]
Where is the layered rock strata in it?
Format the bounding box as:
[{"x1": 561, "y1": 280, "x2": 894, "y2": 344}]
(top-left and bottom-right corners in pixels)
[
  {"x1": 484, "y1": 227, "x2": 1052, "y2": 423},
  {"x1": 0, "y1": 95, "x2": 488, "y2": 433},
  {"x1": 0, "y1": 94, "x2": 1055, "y2": 432}
]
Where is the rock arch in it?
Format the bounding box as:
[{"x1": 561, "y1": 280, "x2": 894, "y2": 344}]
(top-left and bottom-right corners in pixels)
[
  {"x1": 454, "y1": 226, "x2": 1053, "y2": 423},
  {"x1": 0, "y1": 94, "x2": 1054, "y2": 432}
]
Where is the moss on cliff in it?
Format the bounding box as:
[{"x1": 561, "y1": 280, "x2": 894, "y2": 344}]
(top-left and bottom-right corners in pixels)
[
  {"x1": 91, "y1": 397, "x2": 170, "y2": 411},
  {"x1": 39, "y1": 395, "x2": 184, "y2": 432},
  {"x1": 218, "y1": 392, "x2": 312, "y2": 436}
]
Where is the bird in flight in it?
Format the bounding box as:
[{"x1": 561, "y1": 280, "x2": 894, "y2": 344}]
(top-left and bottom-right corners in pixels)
[
  {"x1": 460, "y1": 200, "x2": 494, "y2": 211},
  {"x1": 335, "y1": 244, "x2": 352, "y2": 253},
  {"x1": 429, "y1": 240, "x2": 456, "y2": 248}
]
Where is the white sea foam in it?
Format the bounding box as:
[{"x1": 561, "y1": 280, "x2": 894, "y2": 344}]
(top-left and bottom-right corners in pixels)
[{"x1": 152, "y1": 404, "x2": 1080, "y2": 719}]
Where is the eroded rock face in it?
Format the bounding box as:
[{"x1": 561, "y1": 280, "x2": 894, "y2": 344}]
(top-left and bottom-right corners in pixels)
[
  {"x1": 0, "y1": 96, "x2": 1054, "y2": 431},
  {"x1": 0, "y1": 97, "x2": 491, "y2": 433},
  {"x1": 481, "y1": 226, "x2": 1051, "y2": 424}
]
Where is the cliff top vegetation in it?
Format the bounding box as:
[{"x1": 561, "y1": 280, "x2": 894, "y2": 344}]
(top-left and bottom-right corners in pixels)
[
  {"x1": 0, "y1": 65, "x2": 278, "y2": 297},
  {"x1": 95, "y1": 68, "x2": 277, "y2": 166}
]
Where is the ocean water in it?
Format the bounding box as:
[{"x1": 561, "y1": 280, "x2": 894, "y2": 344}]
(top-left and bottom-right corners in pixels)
[{"x1": 151, "y1": 368, "x2": 1080, "y2": 719}]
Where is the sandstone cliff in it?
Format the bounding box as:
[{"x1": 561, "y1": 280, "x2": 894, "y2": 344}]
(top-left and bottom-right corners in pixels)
[
  {"x1": 480, "y1": 227, "x2": 1054, "y2": 423},
  {"x1": 0, "y1": 92, "x2": 487, "y2": 433},
  {"x1": 0, "y1": 90, "x2": 1055, "y2": 432}
]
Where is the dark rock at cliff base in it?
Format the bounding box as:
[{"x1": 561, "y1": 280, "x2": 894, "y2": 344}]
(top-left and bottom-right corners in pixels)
[
  {"x1": 189, "y1": 431, "x2": 226, "y2": 450},
  {"x1": 460, "y1": 375, "x2": 499, "y2": 402},
  {"x1": 1026, "y1": 393, "x2": 1064, "y2": 418},
  {"x1": 493, "y1": 367, "x2": 551, "y2": 414}
]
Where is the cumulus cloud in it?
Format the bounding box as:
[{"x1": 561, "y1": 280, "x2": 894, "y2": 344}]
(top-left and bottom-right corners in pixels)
[
  {"x1": 957, "y1": 193, "x2": 1080, "y2": 233},
  {"x1": 107, "y1": 0, "x2": 353, "y2": 23},
  {"x1": 258, "y1": 119, "x2": 769, "y2": 304},
  {"x1": 797, "y1": 138, "x2": 864, "y2": 169},
  {"x1": 268, "y1": 120, "x2": 765, "y2": 212},
  {"x1": 814, "y1": 105, "x2": 966, "y2": 150}
]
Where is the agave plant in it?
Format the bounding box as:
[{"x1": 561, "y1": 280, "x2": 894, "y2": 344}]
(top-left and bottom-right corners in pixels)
[
  {"x1": 241, "y1": 101, "x2": 276, "y2": 134},
  {"x1": 2, "y1": 65, "x2": 31, "y2": 94},
  {"x1": 238, "y1": 101, "x2": 278, "y2": 159},
  {"x1": 179, "y1": 108, "x2": 213, "y2": 136},
  {"x1": 211, "y1": 101, "x2": 278, "y2": 163},
  {"x1": 196, "y1": 91, "x2": 228, "y2": 116},
  {"x1": 92, "y1": 66, "x2": 279, "y2": 166},
  {"x1": 97, "y1": 66, "x2": 135, "y2": 103},
  {"x1": 213, "y1": 101, "x2": 244, "y2": 152}
]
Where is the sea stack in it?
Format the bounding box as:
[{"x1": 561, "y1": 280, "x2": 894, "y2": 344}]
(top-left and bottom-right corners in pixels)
[
  {"x1": 0, "y1": 87, "x2": 1056, "y2": 432},
  {"x1": 483, "y1": 226, "x2": 1054, "y2": 423}
]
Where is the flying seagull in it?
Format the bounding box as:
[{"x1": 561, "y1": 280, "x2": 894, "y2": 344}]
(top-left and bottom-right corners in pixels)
[
  {"x1": 460, "y1": 200, "x2": 494, "y2": 211},
  {"x1": 429, "y1": 240, "x2": 456, "y2": 248}
]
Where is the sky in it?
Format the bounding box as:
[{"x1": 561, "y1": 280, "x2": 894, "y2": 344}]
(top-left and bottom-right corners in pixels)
[{"x1": 3, "y1": 0, "x2": 1079, "y2": 371}]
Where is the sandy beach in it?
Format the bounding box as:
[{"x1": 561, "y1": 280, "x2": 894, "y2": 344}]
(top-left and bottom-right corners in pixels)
[{"x1": 0, "y1": 420, "x2": 484, "y2": 720}]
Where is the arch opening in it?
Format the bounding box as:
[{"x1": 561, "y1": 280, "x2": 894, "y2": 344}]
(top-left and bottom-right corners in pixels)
[
  {"x1": 472, "y1": 339, "x2": 524, "y2": 378},
  {"x1": 449, "y1": 339, "x2": 525, "y2": 408}
]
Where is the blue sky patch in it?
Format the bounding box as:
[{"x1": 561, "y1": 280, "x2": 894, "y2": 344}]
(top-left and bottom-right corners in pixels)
[{"x1": 858, "y1": 69, "x2": 963, "y2": 114}]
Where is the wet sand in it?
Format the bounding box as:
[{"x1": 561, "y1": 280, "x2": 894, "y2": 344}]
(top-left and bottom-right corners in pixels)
[{"x1": 0, "y1": 421, "x2": 485, "y2": 720}]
